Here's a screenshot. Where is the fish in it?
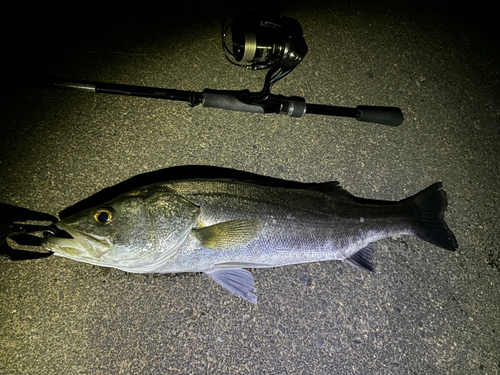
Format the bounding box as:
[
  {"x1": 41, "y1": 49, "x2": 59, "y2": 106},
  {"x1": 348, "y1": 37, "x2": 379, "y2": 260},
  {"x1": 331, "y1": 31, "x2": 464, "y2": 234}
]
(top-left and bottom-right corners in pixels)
[{"x1": 41, "y1": 178, "x2": 457, "y2": 304}]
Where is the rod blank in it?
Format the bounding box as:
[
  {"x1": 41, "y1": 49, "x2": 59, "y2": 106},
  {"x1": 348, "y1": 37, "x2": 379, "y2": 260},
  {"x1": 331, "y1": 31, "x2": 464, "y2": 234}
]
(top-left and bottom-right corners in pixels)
[{"x1": 3, "y1": 74, "x2": 403, "y2": 125}]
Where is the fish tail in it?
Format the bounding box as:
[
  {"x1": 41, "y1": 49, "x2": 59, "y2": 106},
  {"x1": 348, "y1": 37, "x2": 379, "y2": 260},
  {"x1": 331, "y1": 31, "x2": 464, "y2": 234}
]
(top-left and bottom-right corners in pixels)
[{"x1": 405, "y1": 182, "x2": 458, "y2": 251}]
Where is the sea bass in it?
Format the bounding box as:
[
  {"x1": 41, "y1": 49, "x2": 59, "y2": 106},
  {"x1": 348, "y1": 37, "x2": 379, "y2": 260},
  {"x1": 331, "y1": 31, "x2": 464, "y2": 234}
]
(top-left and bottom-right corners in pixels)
[{"x1": 41, "y1": 179, "x2": 457, "y2": 304}]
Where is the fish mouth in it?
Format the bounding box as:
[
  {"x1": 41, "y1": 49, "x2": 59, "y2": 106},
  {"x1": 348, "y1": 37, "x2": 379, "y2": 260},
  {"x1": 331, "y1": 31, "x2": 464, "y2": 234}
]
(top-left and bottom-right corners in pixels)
[{"x1": 41, "y1": 222, "x2": 112, "y2": 258}]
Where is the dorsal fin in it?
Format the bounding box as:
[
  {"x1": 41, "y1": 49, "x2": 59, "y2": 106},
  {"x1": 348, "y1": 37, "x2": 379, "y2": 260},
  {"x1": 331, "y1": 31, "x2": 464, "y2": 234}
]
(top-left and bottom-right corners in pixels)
[{"x1": 308, "y1": 182, "x2": 355, "y2": 202}]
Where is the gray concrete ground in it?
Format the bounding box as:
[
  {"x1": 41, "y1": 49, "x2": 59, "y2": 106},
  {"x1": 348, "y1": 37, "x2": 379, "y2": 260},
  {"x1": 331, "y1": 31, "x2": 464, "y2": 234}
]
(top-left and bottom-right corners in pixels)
[{"x1": 1, "y1": 1, "x2": 499, "y2": 374}]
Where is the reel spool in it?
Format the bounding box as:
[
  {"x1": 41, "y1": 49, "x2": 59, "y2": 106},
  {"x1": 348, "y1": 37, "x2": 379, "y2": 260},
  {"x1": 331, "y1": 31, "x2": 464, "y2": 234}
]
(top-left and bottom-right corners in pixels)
[{"x1": 223, "y1": 11, "x2": 308, "y2": 70}]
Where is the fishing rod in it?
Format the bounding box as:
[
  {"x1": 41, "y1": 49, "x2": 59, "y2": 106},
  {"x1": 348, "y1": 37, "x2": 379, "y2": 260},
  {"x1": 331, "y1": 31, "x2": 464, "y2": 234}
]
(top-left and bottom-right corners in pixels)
[{"x1": 4, "y1": 10, "x2": 404, "y2": 126}]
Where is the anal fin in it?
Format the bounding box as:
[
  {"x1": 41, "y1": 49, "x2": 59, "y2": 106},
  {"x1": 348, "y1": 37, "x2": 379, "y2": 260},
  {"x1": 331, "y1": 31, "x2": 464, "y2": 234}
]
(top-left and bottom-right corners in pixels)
[{"x1": 344, "y1": 244, "x2": 375, "y2": 272}]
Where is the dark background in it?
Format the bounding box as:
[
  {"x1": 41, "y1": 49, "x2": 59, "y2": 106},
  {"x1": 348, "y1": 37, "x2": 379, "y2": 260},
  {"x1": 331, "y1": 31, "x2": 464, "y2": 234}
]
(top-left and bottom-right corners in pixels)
[{"x1": 1, "y1": 1, "x2": 499, "y2": 374}]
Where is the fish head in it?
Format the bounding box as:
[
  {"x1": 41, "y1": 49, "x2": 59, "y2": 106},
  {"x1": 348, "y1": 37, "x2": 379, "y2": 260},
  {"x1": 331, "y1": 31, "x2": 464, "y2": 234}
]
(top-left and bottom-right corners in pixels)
[{"x1": 41, "y1": 184, "x2": 200, "y2": 270}]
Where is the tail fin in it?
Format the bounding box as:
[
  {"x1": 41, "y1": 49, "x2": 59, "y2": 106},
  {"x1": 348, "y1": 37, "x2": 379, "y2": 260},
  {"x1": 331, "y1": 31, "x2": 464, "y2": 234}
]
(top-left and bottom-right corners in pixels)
[{"x1": 405, "y1": 183, "x2": 458, "y2": 251}]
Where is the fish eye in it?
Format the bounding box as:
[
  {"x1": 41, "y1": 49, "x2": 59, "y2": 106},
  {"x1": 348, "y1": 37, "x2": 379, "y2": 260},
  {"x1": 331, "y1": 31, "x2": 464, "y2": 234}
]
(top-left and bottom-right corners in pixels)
[{"x1": 94, "y1": 208, "x2": 114, "y2": 225}]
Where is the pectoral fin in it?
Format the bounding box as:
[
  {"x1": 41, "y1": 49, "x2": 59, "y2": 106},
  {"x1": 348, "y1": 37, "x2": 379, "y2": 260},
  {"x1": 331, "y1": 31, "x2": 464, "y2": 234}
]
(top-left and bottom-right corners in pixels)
[
  {"x1": 192, "y1": 219, "x2": 263, "y2": 250},
  {"x1": 205, "y1": 267, "x2": 257, "y2": 304}
]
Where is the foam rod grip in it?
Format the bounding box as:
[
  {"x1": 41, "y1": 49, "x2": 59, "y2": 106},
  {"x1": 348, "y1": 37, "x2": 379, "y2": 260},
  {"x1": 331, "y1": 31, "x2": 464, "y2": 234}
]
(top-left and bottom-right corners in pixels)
[
  {"x1": 356, "y1": 106, "x2": 404, "y2": 126},
  {"x1": 203, "y1": 91, "x2": 265, "y2": 114}
]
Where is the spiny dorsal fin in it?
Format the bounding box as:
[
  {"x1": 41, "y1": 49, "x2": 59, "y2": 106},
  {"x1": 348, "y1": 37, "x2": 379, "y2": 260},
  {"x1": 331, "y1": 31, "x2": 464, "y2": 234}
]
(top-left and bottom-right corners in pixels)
[
  {"x1": 192, "y1": 219, "x2": 263, "y2": 250},
  {"x1": 344, "y1": 244, "x2": 375, "y2": 272}
]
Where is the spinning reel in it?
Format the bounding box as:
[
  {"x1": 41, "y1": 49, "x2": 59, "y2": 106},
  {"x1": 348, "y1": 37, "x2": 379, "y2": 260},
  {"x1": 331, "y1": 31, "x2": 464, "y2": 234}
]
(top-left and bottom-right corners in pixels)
[
  {"x1": 222, "y1": 10, "x2": 308, "y2": 101},
  {"x1": 224, "y1": 11, "x2": 307, "y2": 69}
]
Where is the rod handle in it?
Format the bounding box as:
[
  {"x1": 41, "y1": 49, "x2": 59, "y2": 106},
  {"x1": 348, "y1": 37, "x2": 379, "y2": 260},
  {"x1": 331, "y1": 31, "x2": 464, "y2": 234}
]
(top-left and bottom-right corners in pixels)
[
  {"x1": 356, "y1": 105, "x2": 404, "y2": 126},
  {"x1": 203, "y1": 90, "x2": 265, "y2": 114}
]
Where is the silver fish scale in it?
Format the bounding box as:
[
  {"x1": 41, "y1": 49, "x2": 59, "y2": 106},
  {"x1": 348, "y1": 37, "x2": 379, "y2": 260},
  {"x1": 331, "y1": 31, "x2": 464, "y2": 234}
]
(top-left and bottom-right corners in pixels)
[{"x1": 150, "y1": 180, "x2": 414, "y2": 273}]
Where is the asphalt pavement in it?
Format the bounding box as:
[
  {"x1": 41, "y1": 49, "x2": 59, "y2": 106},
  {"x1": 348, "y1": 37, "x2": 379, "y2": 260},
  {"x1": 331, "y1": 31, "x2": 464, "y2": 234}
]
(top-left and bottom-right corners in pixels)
[{"x1": 1, "y1": 1, "x2": 499, "y2": 374}]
